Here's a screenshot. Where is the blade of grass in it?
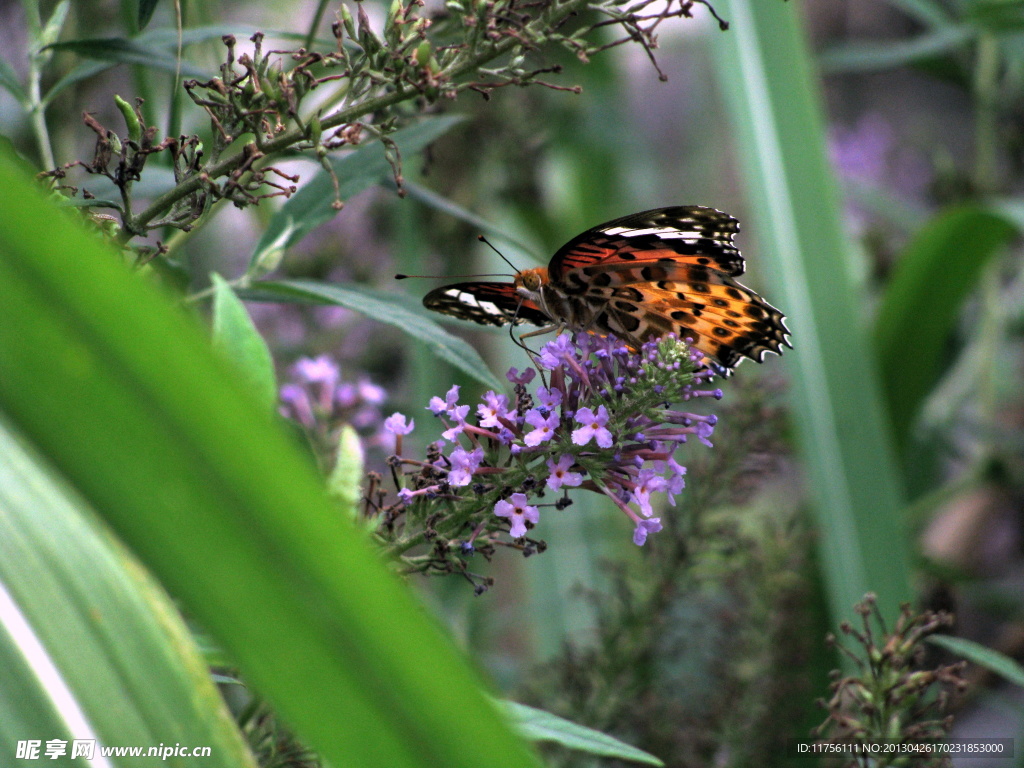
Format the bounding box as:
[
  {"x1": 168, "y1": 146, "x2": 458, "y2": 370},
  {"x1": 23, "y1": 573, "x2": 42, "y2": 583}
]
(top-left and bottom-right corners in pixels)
[
  {"x1": 211, "y1": 274, "x2": 277, "y2": 412},
  {"x1": 874, "y1": 205, "x2": 1016, "y2": 449},
  {"x1": 246, "y1": 279, "x2": 504, "y2": 391},
  {"x1": 0, "y1": 149, "x2": 542, "y2": 768},
  {"x1": 0, "y1": 419, "x2": 257, "y2": 766},
  {"x1": 712, "y1": 0, "x2": 913, "y2": 623},
  {"x1": 501, "y1": 701, "x2": 664, "y2": 766}
]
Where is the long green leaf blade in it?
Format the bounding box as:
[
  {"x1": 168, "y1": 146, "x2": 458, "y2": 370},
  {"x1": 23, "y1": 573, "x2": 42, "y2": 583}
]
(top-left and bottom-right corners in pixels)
[
  {"x1": 0, "y1": 150, "x2": 540, "y2": 768},
  {"x1": 874, "y1": 205, "x2": 1016, "y2": 447},
  {"x1": 712, "y1": 0, "x2": 913, "y2": 623},
  {"x1": 212, "y1": 274, "x2": 277, "y2": 412},
  {"x1": 927, "y1": 635, "x2": 1024, "y2": 688},
  {"x1": 0, "y1": 420, "x2": 257, "y2": 766},
  {"x1": 248, "y1": 279, "x2": 504, "y2": 391},
  {"x1": 502, "y1": 701, "x2": 664, "y2": 766}
]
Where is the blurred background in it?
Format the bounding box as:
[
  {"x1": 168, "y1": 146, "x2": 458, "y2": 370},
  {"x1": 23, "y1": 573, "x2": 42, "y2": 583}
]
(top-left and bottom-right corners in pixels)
[{"x1": 2, "y1": 0, "x2": 1023, "y2": 764}]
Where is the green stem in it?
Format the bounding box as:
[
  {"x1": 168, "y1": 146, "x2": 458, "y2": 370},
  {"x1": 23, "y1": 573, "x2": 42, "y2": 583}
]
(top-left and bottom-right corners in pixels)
[
  {"x1": 303, "y1": 0, "x2": 334, "y2": 52},
  {"x1": 972, "y1": 34, "x2": 1000, "y2": 195},
  {"x1": 971, "y1": 34, "x2": 1004, "y2": 459}
]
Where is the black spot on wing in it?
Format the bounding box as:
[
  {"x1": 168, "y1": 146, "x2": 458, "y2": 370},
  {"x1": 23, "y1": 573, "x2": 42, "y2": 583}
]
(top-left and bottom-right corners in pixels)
[
  {"x1": 548, "y1": 206, "x2": 745, "y2": 279},
  {"x1": 422, "y1": 282, "x2": 549, "y2": 328}
]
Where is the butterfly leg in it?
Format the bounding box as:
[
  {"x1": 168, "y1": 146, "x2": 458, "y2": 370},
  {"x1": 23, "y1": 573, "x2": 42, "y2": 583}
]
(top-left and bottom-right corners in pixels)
[
  {"x1": 515, "y1": 324, "x2": 565, "y2": 385},
  {"x1": 518, "y1": 323, "x2": 564, "y2": 342}
]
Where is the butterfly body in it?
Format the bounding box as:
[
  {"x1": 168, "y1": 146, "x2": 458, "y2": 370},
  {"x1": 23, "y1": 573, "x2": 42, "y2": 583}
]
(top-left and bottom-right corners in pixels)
[{"x1": 423, "y1": 206, "x2": 791, "y2": 374}]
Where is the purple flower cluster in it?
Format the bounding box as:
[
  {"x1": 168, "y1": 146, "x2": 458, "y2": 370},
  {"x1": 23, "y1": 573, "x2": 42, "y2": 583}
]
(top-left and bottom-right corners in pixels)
[
  {"x1": 387, "y1": 332, "x2": 723, "y2": 548},
  {"x1": 279, "y1": 354, "x2": 391, "y2": 450}
]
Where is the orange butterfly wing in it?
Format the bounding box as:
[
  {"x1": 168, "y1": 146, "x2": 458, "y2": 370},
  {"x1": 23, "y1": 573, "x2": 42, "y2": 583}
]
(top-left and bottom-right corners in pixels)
[{"x1": 546, "y1": 206, "x2": 791, "y2": 372}]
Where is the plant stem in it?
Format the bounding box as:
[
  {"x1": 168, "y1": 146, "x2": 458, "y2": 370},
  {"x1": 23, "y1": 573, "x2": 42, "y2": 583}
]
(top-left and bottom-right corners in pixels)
[
  {"x1": 26, "y1": 48, "x2": 55, "y2": 171},
  {"x1": 971, "y1": 33, "x2": 1004, "y2": 460},
  {"x1": 303, "y1": 0, "x2": 334, "y2": 52}
]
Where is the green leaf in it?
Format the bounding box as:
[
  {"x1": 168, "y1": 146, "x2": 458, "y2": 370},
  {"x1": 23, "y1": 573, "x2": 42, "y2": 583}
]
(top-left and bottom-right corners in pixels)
[
  {"x1": 885, "y1": 0, "x2": 954, "y2": 28},
  {"x1": 0, "y1": 149, "x2": 541, "y2": 768},
  {"x1": 712, "y1": 0, "x2": 913, "y2": 624},
  {"x1": 874, "y1": 205, "x2": 1016, "y2": 447},
  {"x1": 250, "y1": 116, "x2": 463, "y2": 268},
  {"x1": 927, "y1": 635, "x2": 1024, "y2": 688},
  {"x1": 246, "y1": 279, "x2": 504, "y2": 391},
  {"x1": 819, "y1": 26, "x2": 974, "y2": 73},
  {"x1": 0, "y1": 56, "x2": 27, "y2": 104},
  {"x1": 211, "y1": 274, "x2": 277, "y2": 412},
  {"x1": 502, "y1": 701, "x2": 664, "y2": 766},
  {"x1": 329, "y1": 425, "x2": 366, "y2": 517},
  {"x1": 964, "y1": 0, "x2": 1024, "y2": 31},
  {"x1": 38, "y1": 1, "x2": 71, "y2": 51},
  {"x1": 42, "y1": 25, "x2": 254, "y2": 106},
  {"x1": 43, "y1": 38, "x2": 207, "y2": 78},
  {"x1": 0, "y1": 419, "x2": 257, "y2": 767},
  {"x1": 139, "y1": 24, "x2": 261, "y2": 48},
  {"x1": 403, "y1": 180, "x2": 541, "y2": 261},
  {"x1": 138, "y1": 0, "x2": 161, "y2": 29},
  {"x1": 42, "y1": 61, "x2": 111, "y2": 106}
]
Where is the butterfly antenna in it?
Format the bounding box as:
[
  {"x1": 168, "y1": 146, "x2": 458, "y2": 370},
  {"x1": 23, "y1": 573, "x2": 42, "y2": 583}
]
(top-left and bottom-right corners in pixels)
[
  {"x1": 478, "y1": 235, "x2": 521, "y2": 275},
  {"x1": 395, "y1": 272, "x2": 510, "y2": 280}
]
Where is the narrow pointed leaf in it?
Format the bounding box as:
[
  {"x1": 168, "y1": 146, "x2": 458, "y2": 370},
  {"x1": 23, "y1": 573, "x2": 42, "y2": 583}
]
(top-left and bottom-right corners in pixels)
[
  {"x1": 874, "y1": 205, "x2": 1016, "y2": 446},
  {"x1": 43, "y1": 38, "x2": 207, "y2": 77},
  {"x1": 927, "y1": 635, "x2": 1024, "y2": 688},
  {"x1": 138, "y1": 0, "x2": 161, "y2": 29},
  {"x1": 819, "y1": 25, "x2": 974, "y2": 73},
  {"x1": 0, "y1": 420, "x2": 257, "y2": 766},
  {"x1": 248, "y1": 279, "x2": 503, "y2": 391},
  {"x1": 0, "y1": 58, "x2": 27, "y2": 103},
  {"x1": 502, "y1": 701, "x2": 664, "y2": 766},
  {"x1": 712, "y1": 0, "x2": 913, "y2": 623},
  {"x1": 212, "y1": 274, "x2": 277, "y2": 412}
]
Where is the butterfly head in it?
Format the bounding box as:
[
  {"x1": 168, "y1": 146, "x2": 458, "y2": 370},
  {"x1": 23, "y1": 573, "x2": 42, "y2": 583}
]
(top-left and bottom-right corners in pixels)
[{"x1": 513, "y1": 267, "x2": 549, "y2": 300}]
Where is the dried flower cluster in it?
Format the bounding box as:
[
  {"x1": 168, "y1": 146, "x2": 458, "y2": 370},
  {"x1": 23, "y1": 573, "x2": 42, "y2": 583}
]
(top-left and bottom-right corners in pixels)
[
  {"x1": 815, "y1": 595, "x2": 967, "y2": 767},
  {"x1": 42, "y1": 0, "x2": 724, "y2": 259}
]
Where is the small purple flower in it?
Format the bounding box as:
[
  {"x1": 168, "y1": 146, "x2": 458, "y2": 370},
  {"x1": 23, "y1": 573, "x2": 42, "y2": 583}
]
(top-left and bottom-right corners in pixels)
[
  {"x1": 572, "y1": 405, "x2": 613, "y2": 448},
  {"x1": 523, "y1": 409, "x2": 559, "y2": 447},
  {"x1": 535, "y1": 386, "x2": 563, "y2": 412},
  {"x1": 448, "y1": 446, "x2": 484, "y2": 487},
  {"x1": 478, "y1": 391, "x2": 513, "y2": 428},
  {"x1": 293, "y1": 355, "x2": 340, "y2": 386},
  {"x1": 661, "y1": 457, "x2": 687, "y2": 504},
  {"x1": 546, "y1": 455, "x2": 584, "y2": 491},
  {"x1": 694, "y1": 420, "x2": 715, "y2": 448},
  {"x1": 494, "y1": 493, "x2": 540, "y2": 538},
  {"x1": 428, "y1": 385, "x2": 461, "y2": 416},
  {"x1": 398, "y1": 484, "x2": 441, "y2": 503},
  {"x1": 279, "y1": 383, "x2": 315, "y2": 429},
  {"x1": 441, "y1": 404, "x2": 471, "y2": 441},
  {"x1": 357, "y1": 379, "x2": 386, "y2": 406},
  {"x1": 537, "y1": 333, "x2": 575, "y2": 369},
  {"x1": 383, "y1": 412, "x2": 415, "y2": 435},
  {"x1": 506, "y1": 367, "x2": 536, "y2": 385},
  {"x1": 633, "y1": 518, "x2": 662, "y2": 546},
  {"x1": 631, "y1": 468, "x2": 668, "y2": 518}
]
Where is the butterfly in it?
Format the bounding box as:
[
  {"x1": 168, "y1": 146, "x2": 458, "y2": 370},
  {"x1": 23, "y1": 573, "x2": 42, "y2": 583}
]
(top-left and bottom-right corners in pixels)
[{"x1": 421, "y1": 206, "x2": 791, "y2": 374}]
